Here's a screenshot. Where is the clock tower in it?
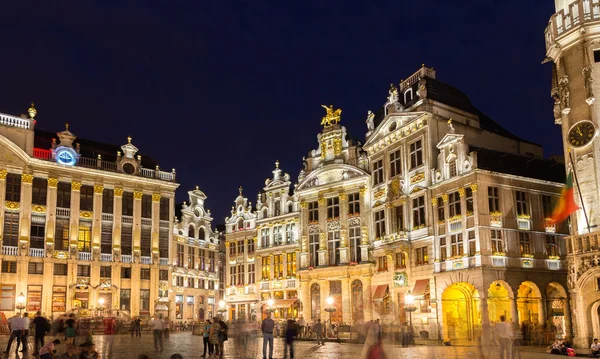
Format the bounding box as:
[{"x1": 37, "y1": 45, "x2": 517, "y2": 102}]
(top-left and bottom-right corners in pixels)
[{"x1": 545, "y1": 0, "x2": 600, "y2": 347}]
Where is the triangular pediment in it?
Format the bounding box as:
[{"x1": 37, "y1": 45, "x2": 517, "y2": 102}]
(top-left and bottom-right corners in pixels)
[
  {"x1": 296, "y1": 164, "x2": 368, "y2": 191},
  {"x1": 436, "y1": 132, "x2": 464, "y2": 149},
  {"x1": 364, "y1": 112, "x2": 427, "y2": 148}
]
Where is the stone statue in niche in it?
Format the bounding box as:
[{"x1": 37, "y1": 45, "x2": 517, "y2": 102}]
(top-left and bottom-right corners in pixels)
[
  {"x1": 113, "y1": 248, "x2": 121, "y2": 262},
  {"x1": 559, "y1": 75, "x2": 571, "y2": 114},
  {"x1": 394, "y1": 101, "x2": 404, "y2": 112},
  {"x1": 45, "y1": 242, "x2": 54, "y2": 258},
  {"x1": 358, "y1": 152, "x2": 369, "y2": 171},
  {"x1": 552, "y1": 89, "x2": 562, "y2": 125},
  {"x1": 133, "y1": 251, "x2": 140, "y2": 263},
  {"x1": 583, "y1": 65, "x2": 596, "y2": 105},
  {"x1": 417, "y1": 78, "x2": 427, "y2": 99}
]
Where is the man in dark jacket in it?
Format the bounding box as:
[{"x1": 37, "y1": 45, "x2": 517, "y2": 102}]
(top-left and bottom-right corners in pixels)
[
  {"x1": 283, "y1": 319, "x2": 298, "y2": 359},
  {"x1": 32, "y1": 311, "x2": 49, "y2": 355}
]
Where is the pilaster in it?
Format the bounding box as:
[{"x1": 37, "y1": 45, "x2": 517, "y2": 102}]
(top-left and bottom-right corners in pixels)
[
  {"x1": 46, "y1": 178, "x2": 58, "y2": 251},
  {"x1": 113, "y1": 188, "x2": 123, "y2": 259},
  {"x1": 0, "y1": 170, "x2": 7, "y2": 240},
  {"x1": 42, "y1": 260, "x2": 54, "y2": 314},
  {"x1": 69, "y1": 181, "x2": 82, "y2": 251},
  {"x1": 151, "y1": 193, "x2": 161, "y2": 263},
  {"x1": 92, "y1": 185, "x2": 103, "y2": 259},
  {"x1": 341, "y1": 278, "x2": 351, "y2": 323},
  {"x1": 89, "y1": 262, "x2": 100, "y2": 308},
  {"x1": 131, "y1": 263, "x2": 141, "y2": 315},
  {"x1": 133, "y1": 191, "x2": 143, "y2": 262},
  {"x1": 18, "y1": 174, "x2": 34, "y2": 249},
  {"x1": 112, "y1": 263, "x2": 122, "y2": 310}
]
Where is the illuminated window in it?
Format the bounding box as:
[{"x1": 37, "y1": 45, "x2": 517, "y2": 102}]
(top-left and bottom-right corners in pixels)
[
  {"x1": 273, "y1": 254, "x2": 283, "y2": 278},
  {"x1": 327, "y1": 197, "x2": 340, "y2": 219},
  {"x1": 546, "y1": 235, "x2": 559, "y2": 257},
  {"x1": 286, "y1": 252, "x2": 296, "y2": 277},
  {"x1": 491, "y1": 229, "x2": 504, "y2": 253},
  {"x1": 390, "y1": 149, "x2": 401, "y2": 177},
  {"x1": 372, "y1": 159, "x2": 384, "y2": 185},
  {"x1": 77, "y1": 221, "x2": 92, "y2": 252},
  {"x1": 416, "y1": 247, "x2": 428, "y2": 266},
  {"x1": 519, "y1": 232, "x2": 532, "y2": 255},
  {"x1": 409, "y1": 140, "x2": 423, "y2": 169},
  {"x1": 261, "y1": 256, "x2": 271, "y2": 280},
  {"x1": 450, "y1": 233, "x2": 463, "y2": 257}
]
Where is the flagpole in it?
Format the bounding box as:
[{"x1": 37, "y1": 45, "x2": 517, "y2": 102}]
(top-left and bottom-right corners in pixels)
[{"x1": 569, "y1": 149, "x2": 591, "y2": 233}]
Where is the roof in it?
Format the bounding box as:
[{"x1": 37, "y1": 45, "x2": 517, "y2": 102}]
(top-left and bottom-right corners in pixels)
[
  {"x1": 34, "y1": 128, "x2": 159, "y2": 169},
  {"x1": 472, "y1": 146, "x2": 565, "y2": 183}
]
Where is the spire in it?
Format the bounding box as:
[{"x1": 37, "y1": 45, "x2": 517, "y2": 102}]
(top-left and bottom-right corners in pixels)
[
  {"x1": 127, "y1": 136, "x2": 132, "y2": 144},
  {"x1": 275, "y1": 160, "x2": 279, "y2": 169}
]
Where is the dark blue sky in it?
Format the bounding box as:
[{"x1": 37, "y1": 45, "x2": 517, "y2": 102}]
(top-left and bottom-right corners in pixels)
[{"x1": 0, "y1": 1, "x2": 559, "y2": 224}]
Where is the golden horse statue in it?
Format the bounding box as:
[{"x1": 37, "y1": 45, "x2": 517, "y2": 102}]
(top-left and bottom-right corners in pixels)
[{"x1": 321, "y1": 105, "x2": 342, "y2": 127}]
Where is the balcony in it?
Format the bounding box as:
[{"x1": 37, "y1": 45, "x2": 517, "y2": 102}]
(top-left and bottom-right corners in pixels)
[
  {"x1": 78, "y1": 252, "x2": 92, "y2": 261},
  {"x1": 100, "y1": 253, "x2": 113, "y2": 262},
  {"x1": 545, "y1": 0, "x2": 600, "y2": 49},
  {"x1": 56, "y1": 208, "x2": 71, "y2": 217},
  {"x1": 121, "y1": 255, "x2": 132, "y2": 263},
  {"x1": 140, "y1": 256, "x2": 152, "y2": 265},
  {"x1": 260, "y1": 282, "x2": 270, "y2": 291},
  {"x1": 0, "y1": 112, "x2": 33, "y2": 129},
  {"x1": 101, "y1": 213, "x2": 113, "y2": 221},
  {"x1": 286, "y1": 279, "x2": 296, "y2": 288},
  {"x1": 2, "y1": 246, "x2": 18, "y2": 256},
  {"x1": 29, "y1": 248, "x2": 45, "y2": 257}
]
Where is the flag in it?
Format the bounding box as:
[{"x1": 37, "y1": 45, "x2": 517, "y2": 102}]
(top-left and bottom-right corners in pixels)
[{"x1": 551, "y1": 171, "x2": 579, "y2": 224}]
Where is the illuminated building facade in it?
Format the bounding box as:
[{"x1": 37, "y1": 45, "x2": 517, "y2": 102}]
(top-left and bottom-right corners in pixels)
[
  {"x1": 0, "y1": 106, "x2": 178, "y2": 319},
  {"x1": 171, "y1": 187, "x2": 221, "y2": 321},
  {"x1": 544, "y1": 0, "x2": 600, "y2": 347}
]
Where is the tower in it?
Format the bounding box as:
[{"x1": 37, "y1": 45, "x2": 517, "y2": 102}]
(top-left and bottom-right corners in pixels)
[{"x1": 545, "y1": 0, "x2": 600, "y2": 347}]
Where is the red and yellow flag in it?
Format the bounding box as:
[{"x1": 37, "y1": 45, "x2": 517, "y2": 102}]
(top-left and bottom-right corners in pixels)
[{"x1": 551, "y1": 171, "x2": 579, "y2": 224}]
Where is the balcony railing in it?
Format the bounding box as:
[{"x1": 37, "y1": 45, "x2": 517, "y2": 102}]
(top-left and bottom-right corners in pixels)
[
  {"x1": 56, "y1": 208, "x2": 71, "y2": 217},
  {"x1": 0, "y1": 113, "x2": 33, "y2": 129},
  {"x1": 101, "y1": 213, "x2": 113, "y2": 221},
  {"x1": 29, "y1": 248, "x2": 45, "y2": 257},
  {"x1": 34, "y1": 148, "x2": 51, "y2": 160},
  {"x1": 121, "y1": 255, "x2": 132, "y2": 263},
  {"x1": 260, "y1": 282, "x2": 270, "y2": 290},
  {"x1": 100, "y1": 253, "x2": 113, "y2": 262},
  {"x1": 78, "y1": 252, "x2": 92, "y2": 261},
  {"x1": 141, "y1": 256, "x2": 152, "y2": 264},
  {"x1": 159, "y1": 258, "x2": 169, "y2": 266},
  {"x1": 545, "y1": 0, "x2": 600, "y2": 49},
  {"x1": 286, "y1": 279, "x2": 296, "y2": 288},
  {"x1": 2, "y1": 246, "x2": 18, "y2": 256}
]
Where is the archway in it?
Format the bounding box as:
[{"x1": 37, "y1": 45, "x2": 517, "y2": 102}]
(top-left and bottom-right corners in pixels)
[
  {"x1": 547, "y1": 282, "x2": 567, "y2": 340},
  {"x1": 442, "y1": 282, "x2": 479, "y2": 340},
  {"x1": 311, "y1": 283, "x2": 321, "y2": 321},
  {"x1": 517, "y1": 281, "x2": 543, "y2": 325},
  {"x1": 351, "y1": 280, "x2": 364, "y2": 323},
  {"x1": 487, "y1": 280, "x2": 513, "y2": 323},
  {"x1": 198, "y1": 308, "x2": 205, "y2": 321}
]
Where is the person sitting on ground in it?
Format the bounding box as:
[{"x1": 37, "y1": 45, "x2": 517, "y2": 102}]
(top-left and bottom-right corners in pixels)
[
  {"x1": 591, "y1": 339, "x2": 600, "y2": 358},
  {"x1": 548, "y1": 339, "x2": 563, "y2": 355},
  {"x1": 58, "y1": 344, "x2": 80, "y2": 359},
  {"x1": 39, "y1": 339, "x2": 61, "y2": 359}
]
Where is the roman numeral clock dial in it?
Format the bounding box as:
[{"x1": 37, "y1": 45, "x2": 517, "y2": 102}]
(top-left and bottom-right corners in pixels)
[{"x1": 568, "y1": 120, "x2": 597, "y2": 148}]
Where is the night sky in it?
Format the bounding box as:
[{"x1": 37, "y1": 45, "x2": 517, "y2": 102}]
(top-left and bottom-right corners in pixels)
[{"x1": 0, "y1": 1, "x2": 559, "y2": 225}]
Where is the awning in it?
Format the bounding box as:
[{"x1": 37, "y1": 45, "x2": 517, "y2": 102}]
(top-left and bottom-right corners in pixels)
[
  {"x1": 372, "y1": 285, "x2": 389, "y2": 302},
  {"x1": 260, "y1": 299, "x2": 298, "y2": 309},
  {"x1": 412, "y1": 279, "x2": 430, "y2": 297}
]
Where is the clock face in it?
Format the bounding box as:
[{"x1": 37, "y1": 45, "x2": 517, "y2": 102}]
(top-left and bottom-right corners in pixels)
[
  {"x1": 568, "y1": 121, "x2": 596, "y2": 148},
  {"x1": 55, "y1": 148, "x2": 77, "y2": 166}
]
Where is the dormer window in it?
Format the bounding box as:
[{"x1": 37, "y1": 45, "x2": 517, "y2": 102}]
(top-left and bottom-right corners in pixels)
[
  {"x1": 237, "y1": 219, "x2": 244, "y2": 230},
  {"x1": 404, "y1": 88, "x2": 413, "y2": 103},
  {"x1": 263, "y1": 208, "x2": 268, "y2": 219},
  {"x1": 449, "y1": 160, "x2": 457, "y2": 177},
  {"x1": 288, "y1": 202, "x2": 293, "y2": 213},
  {"x1": 188, "y1": 225, "x2": 195, "y2": 238},
  {"x1": 199, "y1": 228, "x2": 206, "y2": 241},
  {"x1": 274, "y1": 201, "x2": 281, "y2": 216}
]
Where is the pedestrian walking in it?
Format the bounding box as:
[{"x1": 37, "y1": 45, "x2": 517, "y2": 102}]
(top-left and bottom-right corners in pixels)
[
  {"x1": 150, "y1": 314, "x2": 164, "y2": 352},
  {"x1": 209, "y1": 318, "x2": 222, "y2": 358},
  {"x1": 5, "y1": 313, "x2": 24, "y2": 353},
  {"x1": 21, "y1": 312, "x2": 30, "y2": 353},
  {"x1": 283, "y1": 319, "x2": 298, "y2": 359},
  {"x1": 496, "y1": 315, "x2": 513, "y2": 359},
  {"x1": 261, "y1": 313, "x2": 275, "y2": 359},
  {"x1": 33, "y1": 311, "x2": 49, "y2": 354},
  {"x1": 201, "y1": 319, "x2": 213, "y2": 357},
  {"x1": 313, "y1": 319, "x2": 324, "y2": 345},
  {"x1": 216, "y1": 316, "x2": 228, "y2": 359}
]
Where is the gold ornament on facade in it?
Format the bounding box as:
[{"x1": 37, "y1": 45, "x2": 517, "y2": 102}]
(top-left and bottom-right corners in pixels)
[
  {"x1": 80, "y1": 211, "x2": 93, "y2": 219},
  {"x1": 333, "y1": 138, "x2": 342, "y2": 155},
  {"x1": 4, "y1": 201, "x2": 20, "y2": 211},
  {"x1": 48, "y1": 178, "x2": 58, "y2": 187},
  {"x1": 339, "y1": 192, "x2": 347, "y2": 200},
  {"x1": 133, "y1": 191, "x2": 144, "y2": 200},
  {"x1": 300, "y1": 201, "x2": 307, "y2": 209},
  {"x1": 320, "y1": 104, "x2": 342, "y2": 127},
  {"x1": 71, "y1": 181, "x2": 82, "y2": 191},
  {"x1": 359, "y1": 186, "x2": 367, "y2": 197},
  {"x1": 320, "y1": 141, "x2": 327, "y2": 159},
  {"x1": 373, "y1": 188, "x2": 386, "y2": 200},
  {"x1": 442, "y1": 194, "x2": 448, "y2": 202},
  {"x1": 0, "y1": 170, "x2": 7, "y2": 180},
  {"x1": 317, "y1": 196, "x2": 326, "y2": 206},
  {"x1": 470, "y1": 183, "x2": 478, "y2": 192},
  {"x1": 431, "y1": 198, "x2": 438, "y2": 206},
  {"x1": 360, "y1": 226, "x2": 368, "y2": 245},
  {"x1": 458, "y1": 187, "x2": 466, "y2": 197},
  {"x1": 21, "y1": 174, "x2": 33, "y2": 184},
  {"x1": 390, "y1": 178, "x2": 401, "y2": 197},
  {"x1": 28, "y1": 102, "x2": 37, "y2": 119},
  {"x1": 93, "y1": 185, "x2": 104, "y2": 194},
  {"x1": 319, "y1": 233, "x2": 326, "y2": 249},
  {"x1": 32, "y1": 205, "x2": 46, "y2": 214},
  {"x1": 152, "y1": 193, "x2": 161, "y2": 202},
  {"x1": 114, "y1": 188, "x2": 124, "y2": 197},
  {"x1": 410, "y1": 172, "x2": 425, "y2": 184}
]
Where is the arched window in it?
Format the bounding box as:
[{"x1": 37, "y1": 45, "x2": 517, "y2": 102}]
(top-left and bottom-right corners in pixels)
[
  {"x1": 311, "y1": 283, "x2": 321, "y2": 321},
  {"x1": 274, "y1": 201, "x2": 281, "y2": 216},
  {"x1": 237, "y1": 219, "x2": 244, "y2": 230},
  {"x1": 404, "y1": 88, "x2": 413, "y2": 103},
  {"x1": 188, "y1": 225, "x2": 195, "y2": 238},
  {"x1": 199, "y1": 228, "x2": 206, "y2": 241},
  {"x1": 263, "y1": 208, "x2": 268, "y2": 219},
  {"x1": 352, "y1": 280, "x2": 364, "y2": 322},
  {"x1": 288, "y1": 202, "x2": 293, "y2": 213}
]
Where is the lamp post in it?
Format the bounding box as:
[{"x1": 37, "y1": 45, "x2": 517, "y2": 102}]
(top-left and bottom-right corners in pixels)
[
  {"x1": 98, "y1": 298, "x2": 106, "y2": 317},
  {"x1": 324, "y1": 296, "x2": 337, "y2": 340},
  {"x1": 404, "y1": 292, "x2": 417, "y2": 345},
  {"x1": 266, "y1": 298, "x2": 275, "y2": 318},
  {"x1": 16, "y1": 292, "x2": 26, "y2": 314},
  {"x1": 218, "y1": 300, "x2": 227, "y2": 319}
]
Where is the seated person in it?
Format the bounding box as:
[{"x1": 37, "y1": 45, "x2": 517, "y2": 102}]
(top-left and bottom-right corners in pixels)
[
  {"x1": 548, "y1": 339, "x2": 563, "y2": 355},
  {"x1": 591, "y1": 338, "x2": 600, "y2": 358}
]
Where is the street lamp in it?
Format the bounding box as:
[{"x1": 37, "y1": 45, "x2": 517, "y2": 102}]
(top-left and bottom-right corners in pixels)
[
  {"x1": 404, "y1": 292, "x2": 417, "y2": 345},
  {"x1": 266, "y1": 298, "x2": 275, "y2": 314},
  {"x1": 16, "y1": 292, "x2": 26, "y2": 314},
  {"x1": 98, "y1": 298, "x2": 106, "y2": 317},
  {"x1": 324, "y1": 296, "x2": 337, "y2": 340},
  {"x1": 218, "y1": 300, "x2": 227, "y2": 316}
]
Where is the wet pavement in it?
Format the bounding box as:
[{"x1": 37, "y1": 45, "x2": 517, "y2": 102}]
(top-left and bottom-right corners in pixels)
[{"x1": 0, "y1": 333, "x2": 559, "y2": 359}]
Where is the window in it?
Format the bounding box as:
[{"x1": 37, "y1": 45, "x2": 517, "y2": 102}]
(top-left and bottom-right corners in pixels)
[
  {"x1": 308, "y1": 201, "x2": 319, "y2": 222},
  {"x1": 188, "y1": 247, "x2": 195, "y2": 269},
  {"x1": 390, "y1": 149, "x2": 401, "y2": 177},
  {"x1": 1, "y1": 261, "x2": 16, "y2": 273},
  {"x1": 54, "y1": 218, "x2": 69, "y2": 251},
  {"x1": 54, "y1": 263, "x2": 68, "y2": 275},
  {"x1": 327, "y1": 197, "x2": 340, "y2": 219},
  {"x1": 309, "y1": 234, "x2": 319, "y2": 267},
  {"x1": 273, "y1": 201, "x2": 281, "y2": 217},
  {"x1": 348, "y1": 193, "x2": 360, "y2": 215},
  {"x1": 261, "y1": 256, "x2": 271, "y2": 280},
  {"x1": 77, "y1": 265, "x2": 90, "y2": 277},
  {"x1": 546, "y1": 235, "x2": 559, "y2": 257},
  {"x1": 159, "y1": 197, "x2": 170, "y2": 221},
  {"x1": 159, "y1": 269, "x2": 168, "y2": 281},
  {"x1": 273, "y1": 254, "x2": 283, "y2": 278},
  {"x1": 120, "y1": 289, "x2": 131, "y2": 311},
  {"x1": 141, "y1": 194, "x2": 152, "y2": 218},
  {"x1": 416, "y1": 247, "x2": 428, "y2": 266},
  {"x1": 121, "y1": 224, "x2": 133, "y2": 255},
  {"x1": 78, "y1": 221, "x2": 92, "y2": 252},
  {"x1": 3, "y1": 212, "x2": 19, "y2": 247},
  {"x1": 542, "y1": 195, "x2": 554, "y2": 219},
  {"x1": 159, "y1": 228, "x2": 169, "y2": 258},
  {"x1": 140, "y1": 268, "x2": 151, "y2": 280},
  {"x1": 261, "y1": 228, "x2": 270, "y2": 248},
  {"x1": 121, "y1": 267, "x2": 132, "y2": 279},
  {"x1": 468, "y1": 231, "x2": 476, "y2": 256},
  {"x1": 177, "y1": 244, "x2": 184, "y2": 267},
  {"x1": 412, "y1": 196, "x2": 426, "y2": 228},
  {"x1": 285, "y1": 223, "x2": 295, "y2": 243},
  {"x1": 395, "y1": 252, "x2": 406, "y2": 269},
  {"x1": 466, "y1": 187, "x2": 474, "y2": 215},
  {"x1": 100, "y1": 266, "x2": 112, "y2": 278},
  {"x1": 30, "y1": 215, "x2": 45, "y2": 249},
  {"x1": 248, "y1": 239, "x2": 254, "y2": 254},
  {"x1": 449, "y1": 191, "x2": 461, "y2": 217},
  {"x1": 141, "y1": 226, "x2": 151, "y2": 257},
  {"x1": 28, "y1": 262, "x2": 43, "y2": 274},
  {"x1": 516, "y1": 191, "x2": 529, "y2": 216},
  {"x1": 328, "y1": 231, "x2": 340, "y2": 265},
  {"x1": 449, "y1": 160, "x2": 457, "y2": 177},
  {"x1": 488, "y1": 187, "x2": 500, "y2": 212},
  {"x1": 273, "y1": 226, "x2": 282, "y2": 246},
  {"x1": 80, "y1": 185, "x2": 94, "y2": 211},
  {"x1": 349, "y1": 226, "x2": 362, "y2": 263},
  {"x1": 208, "y1": 251, "x2": 215, "y2": 272},
  {"x1": 372, "y1": 159, "x2": 384, "y2": 185},
  {"x1": 450, "y1": 233, "x2": 463, "y2": 257},
  {"x1": 56, "y1": 182, "x2": 71, "y2": 208},
  {"x1": 237, "y1": 240, "x2": 244, "y2": 255},
  {"x1": 409, "y1": 139, "x2": 423, "y2": 169},
  {"x1": 199, "y1": 227, "x2": 206, "y2": 240},
  {"x1": 420, "y1": 283, "x2": 431, "y2": 313},
  {"x1": 440, "y1": 237, "x2": 447, "y2": 261},
  {"x1": 140, "y1": 290, "x2": 150, "y2": 311},
  {"x1": 102, "y1": 189, "x2": 114, "y2": 214},
  {"x1": 491, "y1": 229, "x2": 504, "y2": 253},
  {"x1": 374, "y1": 210, "x2": 385, "y2": 238},
  {"x1": 31, "y1": 178, "x2": 47, "y2": 205},
  {"x1": 5, "y1": 173, "x2": 21, "y2": 202},
  {"x1": 52, "y1": 286, "x2": 66, "y2": 312},
  {"x1": 122, "y1": 192, "x2": 134, "y2": 216},
  {"x1": 519, "y1": 232, "x2": 532, "y2": 256},
  {"x1": 101, "y1": 222, "x2": 113, "y2": 254},
  {"x1": 248, "y1": 264, "x2": 255, "y2": 284},
  {"x1": 0, "y1": 285, "x2": 15, "y2": 311},
  {"x1": 286, "y1": 252, "x2": 296, "y2": 276},
  {"x1": 237, "y1": 264, "x2": 244, "y2": 285},
  {"x1": 175, "y1": 276, "x2": 184, "y2": 287},
  {"x1": 377, "y1": 256, "x2": 388, "y2": 272},
  {"x1": 595, "y1": 49, "x2": 600, "y2": 63},
  {"x1": 394, "y1": 205, "x2": 404, "y2": 232},
  {"x1": 437, "y1": 197, "x2": 445, "y2": 222}
]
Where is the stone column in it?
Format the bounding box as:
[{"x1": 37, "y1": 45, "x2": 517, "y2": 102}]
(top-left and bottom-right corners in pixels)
[
  {"x1": 92, "y1": 185, "x2": 103, "y2": 260},
  {"x1": 19, "y1": 174, "x2": 34, "y2": 252},
  {"x1": 69, "y1": 181, "x2": 82, "y2": 257},
  {"x1": 90, "y1": 261, "x2": 100, "y2": 309},
  {"x1": 112, "y1": 262, "x2": 122, "y2": 310},
  {"x1": 113, "y1": 188, "x2": 123, "y2": 260},
  {"x1": 318, "y1": 195, "x2": 327, "y2": 266},
  {"x1": 358, "y1": 187, "x2": 370, "y2": 262},
  {"x1": 151, "y1": 193, "x2": 161, "y2": 264},
  {"x1": 66, "y1": 256, "x2": 78, "y2": 311},
  {"x1": 132, "y1": 191, "x2": 143, "y2": 263},
  {"x1": 317, "y1": 233, "x2": 327, "y2": 267},
  {"x1": 511, "y1": 296, "x2": 519, "y2": 325},
  {"x1": 339, "y1": 192, "x2": 349, "y2": 264},
  {"x1": 300, "y1": 279, "x2": 310, "y2": 319},
  {"x1": 131, "y1": 262, "x2": 141, "y2": 316},
  {"x1": 0, "y1": 170, "x2": 7, "y2": 240},
  {"x1": 46, "y1": 178, "x2": 58, "y2": 253}
]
